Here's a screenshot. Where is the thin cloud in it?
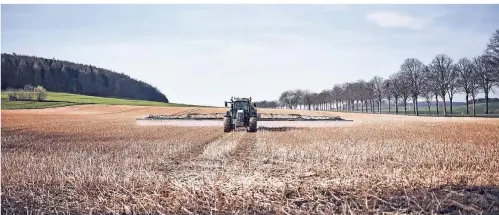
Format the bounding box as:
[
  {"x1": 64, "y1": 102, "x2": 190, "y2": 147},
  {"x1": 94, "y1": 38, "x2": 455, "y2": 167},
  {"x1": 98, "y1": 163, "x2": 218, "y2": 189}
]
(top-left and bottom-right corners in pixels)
[{"x1": 365, "y1": 12, "x2": 434, "y2": 30}]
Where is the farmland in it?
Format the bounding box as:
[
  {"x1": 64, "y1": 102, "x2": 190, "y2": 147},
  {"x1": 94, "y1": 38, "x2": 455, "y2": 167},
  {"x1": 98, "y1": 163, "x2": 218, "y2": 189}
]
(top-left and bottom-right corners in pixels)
[{"x1": 2, "y1": 105, "x2": 499, "y2": 214}]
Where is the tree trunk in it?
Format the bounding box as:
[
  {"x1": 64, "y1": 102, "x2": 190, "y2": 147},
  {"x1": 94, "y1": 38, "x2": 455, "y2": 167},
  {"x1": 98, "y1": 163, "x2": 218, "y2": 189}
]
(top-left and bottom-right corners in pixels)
[
  {"x1": 412, "y1": 98, "x2": 416, "y2": 114},
  {"x1": 427, "y1": 102, "x2": 431, "y2": 114},
  {"x1": 395, "y1": 97, "x2": 399, "y2": 114},
  {"x1": 415, "y1": 98, "x2": 419, "y2": 116},
  {"x1": 465, "y1": 93, "x2": 469, "y2": 115},
  {"x1": 485, "y1": 91, "x2": 489, "y2": 114},
  {"x1": 404, "y1": 99, "x2": 407, "y2": 115},
  {"x1": 441, "y1": 92, "x2": 447, "y2": 116},
  {"x1": 378, "y1": 98, "x2": 382, "y2": 113},
  {"x1": 473, "y1": 95, "x2": 476, "y2": 116},
  {"x1": 388, "y1": 99, "x2": 391, "y2": 113},
  {"x1": 449, "y1": 97, "x2": 453, "y2": 114},
  {"x1": 435, "y1": 94, "x2": 439, "y2": 115}
]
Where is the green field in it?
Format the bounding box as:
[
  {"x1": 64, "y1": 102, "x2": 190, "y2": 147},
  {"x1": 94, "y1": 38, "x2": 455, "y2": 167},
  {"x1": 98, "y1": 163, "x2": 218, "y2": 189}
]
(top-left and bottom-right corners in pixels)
[
  {"x1": 379, "y1": 102, "x2": 499, "y2": 115},
  {"x1": 1, "y1": 91, "x2": 209, "y2": 110},
  {"x1": 328, "y1": 102, "x2": 499, "y2": 118},
  {"x1": 354, "y1": 102, "x2": 499, "y2": 117}
]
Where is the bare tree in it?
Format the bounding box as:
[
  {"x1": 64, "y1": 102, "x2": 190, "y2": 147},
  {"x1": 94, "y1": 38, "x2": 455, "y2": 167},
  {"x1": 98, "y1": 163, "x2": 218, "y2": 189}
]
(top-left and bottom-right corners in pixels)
[
  {"x1": 389, "y1": 73, "x2": 401, "y2": 114},
  {"x1": 400, "y1": 58, "x2": 425, "y2": 116},
  {"x1": 421, "y1": 66, "x2": 435, "y2": 114},
  {"x1": 446, "y1": 66, "x2": 460, "y2": 114},
  {"x1": 455, "y1": 57, "x2": 475, "y2": 114},
  {"x1": 311, "y1": 92, "x2": 319, "y2": 110},
  {"x1": 382, "y1": 79, "x2": 393, "y2": 113},
  {"x1": 474, "y1": 55, "x2": 496, "y2": 114},
  {"x1": 429, "y1": 54, "x2": 454, "y2": 116},
  {"x1": 370, "y1": 76, "x2": 384, "y2": 113},
  {"x1": 332, "y1": 84, "x2": 343, "y2": 111},
  {"x1": 485, "y1": 29, "x2": 499, "y2": 69},
  {"x1": 484, "y1": 29, "x2": 499, "y2": 91},
  {"x1": 343, "y1": 83, "x2": 354, "y2": 111},
  {"x1": 399, "y1": 73, "x2": 411, "y2": 115},
  {"x1": 302, "y1": 90, "x2": 314, "y2": 110},
  {"x1": 469, "y1": 61, "x2": 481, "y2": 116},
  {"x1": 279, "y1": 90, "x2": 300, "y2": 109}
]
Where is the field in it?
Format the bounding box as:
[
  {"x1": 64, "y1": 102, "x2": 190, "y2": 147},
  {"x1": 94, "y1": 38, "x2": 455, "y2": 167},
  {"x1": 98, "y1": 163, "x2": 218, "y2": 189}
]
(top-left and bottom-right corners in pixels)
[
  {"x1": 2, "y1": 105, "x2": 499, "y2": 214},
  {"x1": 1, "y1": 91, "x2": 207, "y2": 109}
]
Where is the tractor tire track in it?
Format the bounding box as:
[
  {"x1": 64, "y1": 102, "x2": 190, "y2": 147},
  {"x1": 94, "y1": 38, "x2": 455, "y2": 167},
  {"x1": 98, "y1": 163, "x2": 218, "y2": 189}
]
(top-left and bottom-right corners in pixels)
[
  {"x1": 158, "y1": 130, "x2": 226, "y2": 173},
  {"x1": 198, "y1": 131, "x2": 246, "y2": 161},
  {"x1": 230, "y1": 132, "x2": 258, "y2": 165}
]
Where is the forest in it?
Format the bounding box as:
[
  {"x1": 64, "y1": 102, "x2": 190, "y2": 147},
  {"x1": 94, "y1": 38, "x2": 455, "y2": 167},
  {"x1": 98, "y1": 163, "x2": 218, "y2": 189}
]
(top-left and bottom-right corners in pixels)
[
  {"x1": 256, "y1": 29, "x2": 499, "y2": 116},
  {"x1": 1, "y1": 53, "x2": 169, "y2": 103}
]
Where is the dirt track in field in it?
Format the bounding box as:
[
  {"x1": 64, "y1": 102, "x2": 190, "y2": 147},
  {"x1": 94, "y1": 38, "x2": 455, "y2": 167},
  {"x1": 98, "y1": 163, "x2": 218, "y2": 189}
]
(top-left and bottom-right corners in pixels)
[{"x1": 2, "y1": 104, "x2": 499, "y2": 214}]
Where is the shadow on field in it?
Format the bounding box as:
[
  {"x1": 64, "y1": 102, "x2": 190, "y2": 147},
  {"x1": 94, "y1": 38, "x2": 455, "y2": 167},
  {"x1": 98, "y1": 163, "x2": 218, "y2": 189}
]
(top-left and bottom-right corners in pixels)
[
  {"x1": 360, "y1": 185, "x2": 499, "y2": 214},
  {"x1": 257, "y1": 126, "x2": 307, "y2": 132},
  {"x1": 1, "y1": 184, "x2": 497, "y2": 214}
]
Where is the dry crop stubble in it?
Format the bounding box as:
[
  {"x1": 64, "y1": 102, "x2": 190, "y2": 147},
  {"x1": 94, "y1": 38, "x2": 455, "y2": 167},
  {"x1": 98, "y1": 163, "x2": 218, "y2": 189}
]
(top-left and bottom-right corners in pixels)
[{"x1": 2, "y1": 105, "x2": 499, "y2": 214}]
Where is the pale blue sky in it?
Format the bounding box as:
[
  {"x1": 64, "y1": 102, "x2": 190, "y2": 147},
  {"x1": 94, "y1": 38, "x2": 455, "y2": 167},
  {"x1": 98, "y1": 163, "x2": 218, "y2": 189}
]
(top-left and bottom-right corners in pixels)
[{"x1": 2, "y1": 4, "x2": 499, "y2": 106}]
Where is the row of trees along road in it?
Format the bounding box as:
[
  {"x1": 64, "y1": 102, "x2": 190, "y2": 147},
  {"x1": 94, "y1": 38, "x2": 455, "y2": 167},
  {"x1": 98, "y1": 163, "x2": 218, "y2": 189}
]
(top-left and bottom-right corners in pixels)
[{"x1": 255, "y1": 29, "x2": 499, "y2": 116}]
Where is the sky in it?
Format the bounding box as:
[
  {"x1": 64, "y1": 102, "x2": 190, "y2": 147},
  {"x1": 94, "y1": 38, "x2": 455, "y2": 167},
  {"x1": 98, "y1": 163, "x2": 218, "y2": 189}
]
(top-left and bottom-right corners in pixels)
[{"x1": 2, "y1": 4, "x2": 499, "y2": 106}]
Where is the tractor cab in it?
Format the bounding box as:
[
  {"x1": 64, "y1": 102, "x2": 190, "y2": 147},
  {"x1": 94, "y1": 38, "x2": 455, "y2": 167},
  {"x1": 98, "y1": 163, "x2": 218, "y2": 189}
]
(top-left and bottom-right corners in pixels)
[{"x1": 233, "y1": 100, "x2": 250, "y2": 111}]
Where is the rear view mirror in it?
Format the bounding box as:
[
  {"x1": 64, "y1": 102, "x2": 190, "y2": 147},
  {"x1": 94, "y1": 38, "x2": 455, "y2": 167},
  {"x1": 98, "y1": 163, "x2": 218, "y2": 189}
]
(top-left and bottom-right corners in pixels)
[
  {"x1": 225, "y1": 102, "x2": 228, "y2": 107},
  {"x1": 254, "y1": 103, "x2": 257, "y2": 107}
]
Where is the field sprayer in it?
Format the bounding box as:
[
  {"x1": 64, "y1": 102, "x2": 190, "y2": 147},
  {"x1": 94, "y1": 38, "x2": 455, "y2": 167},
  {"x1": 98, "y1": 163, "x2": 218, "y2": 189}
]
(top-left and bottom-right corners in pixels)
[{"x1": 139, "y1": 97, "x2": 350, "y2": 132}]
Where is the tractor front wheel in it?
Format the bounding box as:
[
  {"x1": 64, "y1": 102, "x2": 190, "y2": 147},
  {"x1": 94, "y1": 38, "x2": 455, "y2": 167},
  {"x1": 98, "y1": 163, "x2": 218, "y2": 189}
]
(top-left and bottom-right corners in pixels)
[
  {"x1": 247, "y1": 117, "x2": 257, "y2": 132},
  {"x1": 223, "y1": 116, "x2": 232, "y2": 132}
]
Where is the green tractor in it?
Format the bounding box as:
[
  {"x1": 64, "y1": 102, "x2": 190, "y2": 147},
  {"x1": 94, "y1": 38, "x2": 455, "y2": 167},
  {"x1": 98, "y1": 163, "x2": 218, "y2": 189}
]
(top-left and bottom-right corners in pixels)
[{"x1": 223, "y1": 97, "x2": 258, "y2": 132}]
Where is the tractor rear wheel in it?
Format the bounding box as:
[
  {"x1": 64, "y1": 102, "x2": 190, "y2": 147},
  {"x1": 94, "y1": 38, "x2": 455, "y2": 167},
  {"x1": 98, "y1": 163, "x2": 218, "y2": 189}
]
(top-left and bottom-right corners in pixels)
[
  {"x1": 247, "y1": 116, "x2": 257, "y2": 132},
  {"x1": 223, "y1": 116, "x2": 232, "y2": 132}
]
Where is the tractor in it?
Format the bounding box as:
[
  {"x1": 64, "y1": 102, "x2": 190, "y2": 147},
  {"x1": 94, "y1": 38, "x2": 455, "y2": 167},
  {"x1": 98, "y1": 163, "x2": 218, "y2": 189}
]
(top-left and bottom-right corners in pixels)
[{"x1": 223, "y1": 97, "x2": 258, "y2": 132}]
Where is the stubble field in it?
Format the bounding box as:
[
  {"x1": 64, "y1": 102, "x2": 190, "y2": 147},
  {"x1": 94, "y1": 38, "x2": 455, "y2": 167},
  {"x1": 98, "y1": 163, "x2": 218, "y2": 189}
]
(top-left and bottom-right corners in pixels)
[{"x1": 2, "y1": 105, "x2": 499, "y2": 214}]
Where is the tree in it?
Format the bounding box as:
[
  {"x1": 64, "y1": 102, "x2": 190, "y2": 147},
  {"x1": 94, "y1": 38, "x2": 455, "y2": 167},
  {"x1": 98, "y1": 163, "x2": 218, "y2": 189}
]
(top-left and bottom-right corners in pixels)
[
  {"x1": 382, "y1": 79, "x2": 393, "y2": 113},
  {"x1": 455, "y1": 57, "x2": 475, "y2": 114},
  {"x1": 474, "y1": 55, "x2": 496, "y2": 114},
  {"x1": 469, "y1": 61, "x2": 481, "y2": 116},
  {"x1": 389, "y1": 73, "x2": 402, "y2": 114},
  {"x1": 302, "y1": 90, "x2": 314, "y2": 110},
  {"x1": 398, "y1": 72, "x2": 411, "y2": 115},
  {"x1": 485, "y1": 29, "x2": 499, "y2": 69},
  {"x1": 371, "y1": 76, "x2": 384, "y2": 113},
  {"x1": 332, "y1": 84, "x2": 343, "y2": 111},
  {"x1": 420, "y1": 66, "x2": 433, "y2": 114},
  {"x1": 279, "y1": 90, "x2": 294, "y2": 109},
  {"x1": 298, "y1": 89, "x2": 307, "y2": 109},
  {"x1": 429, "y1": 54, "x2": 454, "y2": 116},
  {"x1": 446, "y1": 65, "x2": 460, "y2": 114},
  {"x1": 400, "y1": 58, "x2": 425, "y2": 116}
]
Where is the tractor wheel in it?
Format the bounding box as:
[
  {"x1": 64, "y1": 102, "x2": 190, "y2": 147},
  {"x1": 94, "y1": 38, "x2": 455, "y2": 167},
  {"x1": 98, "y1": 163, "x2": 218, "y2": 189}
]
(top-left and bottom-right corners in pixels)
[
  {"x1": 247, "y1": 117, "x2": 257, "y2": 132},
  {"x1": 223, "y1": 116, "x2": 232, "y2": 132}
]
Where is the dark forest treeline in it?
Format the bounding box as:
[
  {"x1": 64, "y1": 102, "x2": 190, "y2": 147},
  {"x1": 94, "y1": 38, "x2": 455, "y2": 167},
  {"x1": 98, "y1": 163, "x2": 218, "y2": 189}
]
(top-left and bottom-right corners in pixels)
[{"x1": 1, "y1": 53, "x2": 169, "y2": 103}]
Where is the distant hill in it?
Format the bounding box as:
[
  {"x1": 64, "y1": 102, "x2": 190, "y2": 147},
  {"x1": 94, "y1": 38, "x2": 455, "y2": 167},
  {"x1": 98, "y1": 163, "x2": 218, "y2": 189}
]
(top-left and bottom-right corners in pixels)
[{"x1": 1, "y1": 53, "x2": 168, "y2": 103}]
